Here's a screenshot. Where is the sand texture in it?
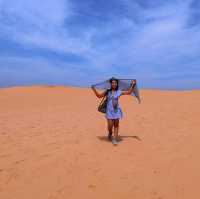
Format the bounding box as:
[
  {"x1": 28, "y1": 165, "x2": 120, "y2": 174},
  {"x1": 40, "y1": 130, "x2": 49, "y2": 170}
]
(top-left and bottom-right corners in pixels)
[{"x1": 0, "y1": 86, "x2": 200, "y2": 199}]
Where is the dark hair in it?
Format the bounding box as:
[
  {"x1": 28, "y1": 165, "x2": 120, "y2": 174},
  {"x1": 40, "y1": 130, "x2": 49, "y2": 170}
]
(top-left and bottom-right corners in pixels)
[{"x1": 109, "y1": 77, "x2": 119, "y2": 91}]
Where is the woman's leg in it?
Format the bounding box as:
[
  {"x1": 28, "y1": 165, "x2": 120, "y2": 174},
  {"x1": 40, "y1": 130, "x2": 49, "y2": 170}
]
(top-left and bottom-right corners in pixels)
[
  {"x1": 107, "y1": 119, "x2": 114, "y2": 140},
  {"x1": 113, "y1": 119, "x2": 119, "y2": 141}
]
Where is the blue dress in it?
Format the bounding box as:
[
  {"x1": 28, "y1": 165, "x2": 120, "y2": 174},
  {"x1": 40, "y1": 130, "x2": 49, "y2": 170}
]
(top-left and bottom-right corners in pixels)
[{"x1": 105, "y1": 90, "x2": 123, "y2": 119}]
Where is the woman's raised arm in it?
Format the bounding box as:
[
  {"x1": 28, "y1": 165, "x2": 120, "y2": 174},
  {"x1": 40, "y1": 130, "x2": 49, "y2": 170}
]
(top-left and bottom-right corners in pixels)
[
  {"x1": 91, "y1": 86, "x2": 107, "y2": 98},
  {"x1": 121, "y1": 80, "x2": 136, "y2": 95}
]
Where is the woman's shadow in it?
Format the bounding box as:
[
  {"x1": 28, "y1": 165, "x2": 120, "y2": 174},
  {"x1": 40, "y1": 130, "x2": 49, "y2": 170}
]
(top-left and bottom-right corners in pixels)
[{"x1": 97, "y1": 134, "x2": 141, "y2": 142}]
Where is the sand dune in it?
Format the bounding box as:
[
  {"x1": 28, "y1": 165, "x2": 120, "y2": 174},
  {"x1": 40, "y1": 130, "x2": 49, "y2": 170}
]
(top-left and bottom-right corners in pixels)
[{"x1": 0, "y1": 86, "x2": 200, "y2": 199}]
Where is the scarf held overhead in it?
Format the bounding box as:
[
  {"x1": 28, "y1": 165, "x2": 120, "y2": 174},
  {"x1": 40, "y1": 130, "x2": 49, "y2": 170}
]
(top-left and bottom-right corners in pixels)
[{"x1": 92, "y1": 79, "x2": 141, "y2": 103}]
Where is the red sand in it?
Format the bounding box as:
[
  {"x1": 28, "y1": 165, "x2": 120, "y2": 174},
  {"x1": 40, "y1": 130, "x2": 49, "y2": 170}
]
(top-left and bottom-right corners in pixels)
[{"x1": 0, "y1": 86, "x2": 200, "y2": 199}]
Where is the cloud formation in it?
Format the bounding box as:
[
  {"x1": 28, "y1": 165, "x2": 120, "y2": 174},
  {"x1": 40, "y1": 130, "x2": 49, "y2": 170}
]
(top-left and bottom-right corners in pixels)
[{"x1": 0, "y1": 0, "x2": 200, "y2": 89}]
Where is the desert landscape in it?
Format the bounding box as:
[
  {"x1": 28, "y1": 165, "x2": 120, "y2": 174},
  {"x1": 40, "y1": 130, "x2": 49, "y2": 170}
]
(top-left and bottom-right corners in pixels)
[{"x1": 0, "y1": 86, "x2": 200, "y2": 199}]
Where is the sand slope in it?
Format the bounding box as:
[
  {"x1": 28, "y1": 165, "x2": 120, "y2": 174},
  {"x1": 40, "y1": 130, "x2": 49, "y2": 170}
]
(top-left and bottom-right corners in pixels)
[{"x1": 0, "y1": 86, "x2": 200, "y2": 199}]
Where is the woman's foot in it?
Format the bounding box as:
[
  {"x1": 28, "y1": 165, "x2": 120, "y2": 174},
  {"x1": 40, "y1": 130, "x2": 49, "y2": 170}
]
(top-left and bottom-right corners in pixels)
[
  {"x1": 111, "y1": 139, "x2": 118, "y2": 145},
  {"x1": 116, "y1": 135, "x2": 120, "y2": 142}
]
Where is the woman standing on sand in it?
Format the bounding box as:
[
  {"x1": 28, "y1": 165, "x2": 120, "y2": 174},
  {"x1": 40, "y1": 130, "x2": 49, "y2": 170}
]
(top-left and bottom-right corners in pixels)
[{"x1": 91, "y1": 77, "x2": 136, "y2": 145}]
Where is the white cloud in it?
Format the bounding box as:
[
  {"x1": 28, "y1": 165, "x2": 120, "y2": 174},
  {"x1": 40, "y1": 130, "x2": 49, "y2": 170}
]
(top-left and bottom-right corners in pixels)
[
  {"x1": 0, "y1": 55, "x2": 90, "y2": 86},
  {"x1": 0, "y1": 0, "x2": 93, "y2": 54},
  {"x1": 88, "y1": 0, "x2": 200, "y2": 78},
  {"x1": 0, "y1": 0, "x2": 69, "y2": 26}
]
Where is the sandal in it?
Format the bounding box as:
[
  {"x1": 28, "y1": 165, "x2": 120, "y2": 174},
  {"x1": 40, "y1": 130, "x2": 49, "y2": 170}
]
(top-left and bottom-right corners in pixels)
[{"x1": 112, "y1": 139, "x2": 118, "y2": 145}]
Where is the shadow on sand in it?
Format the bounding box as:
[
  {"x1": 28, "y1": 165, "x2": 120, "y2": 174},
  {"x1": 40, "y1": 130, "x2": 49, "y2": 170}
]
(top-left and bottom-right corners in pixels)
[{"x1": 97, "y1": 135, "x2": 141, "y2": 142}]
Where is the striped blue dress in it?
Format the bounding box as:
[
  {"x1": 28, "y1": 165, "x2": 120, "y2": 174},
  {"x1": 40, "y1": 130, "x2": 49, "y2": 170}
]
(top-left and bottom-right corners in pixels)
[{"x1": 105, "y1": 89, "x2": 123, "y2": 119}]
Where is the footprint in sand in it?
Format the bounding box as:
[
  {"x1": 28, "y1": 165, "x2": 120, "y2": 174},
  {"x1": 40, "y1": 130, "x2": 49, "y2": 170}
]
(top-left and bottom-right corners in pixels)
[
  {"x1": 39, "y1": 153, "x2": 52, "y2": 159},
  {"x1": 6, "y1": 170, "x2": 19, "y2": 184},
  {"x1": 151, "y1": 191, "x2": 163, "y2": 199},
  {"x1": 13, "y1": 159, "x2": 26, "y2": 165},
  {"x1": 88, "y1": 184, "x2": 96, "y2": 190},
  {"x1": 93, "y1": 168, "x2": 101, "y2": 173}
]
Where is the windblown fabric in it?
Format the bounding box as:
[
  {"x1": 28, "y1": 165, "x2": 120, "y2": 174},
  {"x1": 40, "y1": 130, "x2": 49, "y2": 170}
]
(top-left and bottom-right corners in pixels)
[{"x1": 92, "y1": 78, "x2": 141, "y2": 103}]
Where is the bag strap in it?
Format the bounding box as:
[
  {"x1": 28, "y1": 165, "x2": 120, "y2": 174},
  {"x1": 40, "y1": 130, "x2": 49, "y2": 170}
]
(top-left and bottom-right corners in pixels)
[{"x1": 99, "y1": 89, "x2": 109, "y2": 105}]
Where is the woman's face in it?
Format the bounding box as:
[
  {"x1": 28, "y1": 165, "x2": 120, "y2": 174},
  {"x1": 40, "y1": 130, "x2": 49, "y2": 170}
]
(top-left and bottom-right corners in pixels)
[{"x1": 111, "y1": 80, "x2": 118, "y2": 90}]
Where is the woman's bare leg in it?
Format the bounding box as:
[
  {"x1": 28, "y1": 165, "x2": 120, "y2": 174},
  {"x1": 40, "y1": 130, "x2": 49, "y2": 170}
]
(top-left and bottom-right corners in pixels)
[
  {"x1": 113, "y1": 119, "x2": 119, "y2": 141},
  {"x1": 107, "y1": 119, "x2": 114, "y2": 140}
]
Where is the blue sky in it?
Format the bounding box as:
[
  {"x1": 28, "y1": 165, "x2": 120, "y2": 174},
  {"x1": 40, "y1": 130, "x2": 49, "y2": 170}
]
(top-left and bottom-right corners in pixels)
[{"x1": 0, "y1": 0, "x2": 200, "y2": 89}]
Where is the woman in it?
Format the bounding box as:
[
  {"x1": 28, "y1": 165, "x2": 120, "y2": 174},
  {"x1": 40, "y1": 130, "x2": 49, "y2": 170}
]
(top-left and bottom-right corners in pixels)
[{"x1": 91, "y1": 77, "x2": 136, "y2": 145}]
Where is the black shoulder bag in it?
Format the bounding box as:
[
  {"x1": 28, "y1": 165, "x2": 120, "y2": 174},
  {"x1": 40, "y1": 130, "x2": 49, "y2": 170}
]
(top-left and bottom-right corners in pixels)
[{"x1": 98, "y1": 89, "x2": 109, "y2": 113}]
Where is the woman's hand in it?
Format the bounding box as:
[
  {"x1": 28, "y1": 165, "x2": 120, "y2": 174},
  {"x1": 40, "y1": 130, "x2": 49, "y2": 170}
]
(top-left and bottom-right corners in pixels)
[{"x1": 131, "y1": 79, "x2": 136, "y2": 86}]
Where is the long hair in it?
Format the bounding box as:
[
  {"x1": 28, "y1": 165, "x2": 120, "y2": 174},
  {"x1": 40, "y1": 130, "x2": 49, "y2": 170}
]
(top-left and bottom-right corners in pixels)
[{"x1": 109, "y1": 77, "x2": 119, "y2": 91}]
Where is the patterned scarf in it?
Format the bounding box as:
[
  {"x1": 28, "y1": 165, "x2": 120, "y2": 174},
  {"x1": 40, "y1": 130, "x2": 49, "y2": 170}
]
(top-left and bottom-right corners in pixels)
[{"x1": 92, "y1": 78, "x2": 141, "y2": 103}]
